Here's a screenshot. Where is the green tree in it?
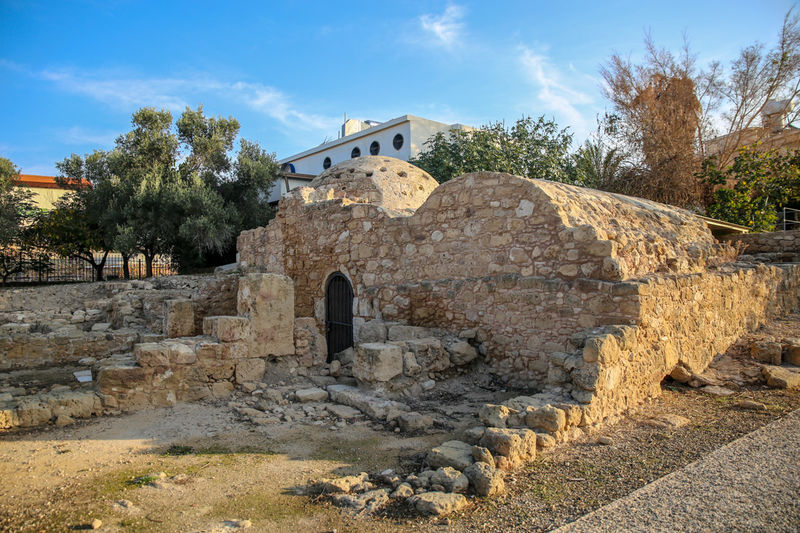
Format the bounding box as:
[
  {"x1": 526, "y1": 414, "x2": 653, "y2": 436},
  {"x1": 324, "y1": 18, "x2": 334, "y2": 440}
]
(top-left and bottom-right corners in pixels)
[
  {"x1": 43, "y1": 150, "x2": 123, "y2": 280},
  {"x1": 699, "y1": 145, "x2": 800, "y2": 231},
  {"x1": 110, "y1": 108, "x2": 235, "y2": 276},
  {"x1": 175, "y1": 107, "x2": 280, "y2": 266},
  {"x1": 49, "y1": 106, "x2": 278, "y2": 277},
  {"x1": 0, "y1": 157, "x2": 36, "y2": 285},
  {"x1": 409, "y1": 116, "x2": 576, "y2": 184},
  {"x1": 572, "y1": 136, "x2": 630, "y2": 190}
]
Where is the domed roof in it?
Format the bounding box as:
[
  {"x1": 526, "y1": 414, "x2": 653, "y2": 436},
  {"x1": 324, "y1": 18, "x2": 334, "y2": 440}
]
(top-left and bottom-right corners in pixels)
[{"x1": 308, "y1": 156, "x2": 438, "y2": 212}]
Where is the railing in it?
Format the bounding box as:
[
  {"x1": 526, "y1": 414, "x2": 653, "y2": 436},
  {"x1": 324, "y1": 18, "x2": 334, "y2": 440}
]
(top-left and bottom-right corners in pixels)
[
  {"x1": 6, "y1": 253, "x2": 176, "y2": 284},
  {"x1": 783, "y1": 207, "x2": 800, "y2": 231}
]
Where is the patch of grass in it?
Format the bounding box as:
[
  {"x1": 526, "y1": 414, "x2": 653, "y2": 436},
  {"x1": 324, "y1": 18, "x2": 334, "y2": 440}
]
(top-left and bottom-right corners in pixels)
[
  {"x1": 129, "y1": 474, "x2": 160, "y2": 487},
  {"x1": 163, "y1": 444, "x2": 195, "y2": 456},
  {"x1": 117, "y1": 518, "x2": 149, "y2": 532},
  {"x1": 190, "y1": 443, "x2": 277, "y2": 456},
  {"x1": 524, "y1": 479, "x2": 568, "y2": 503},
  {"x1": 310, "y1": 435, "x2": 385, "y2": 467},
  {"x1": 208, "y1": 490, "x2": 310, "y2": 524}
]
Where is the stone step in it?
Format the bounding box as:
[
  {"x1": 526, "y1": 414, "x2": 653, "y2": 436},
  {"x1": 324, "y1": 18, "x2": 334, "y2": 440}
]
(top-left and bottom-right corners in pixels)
[
  {"x1": 202, "y1": 316, "x2": 250, "y2": 342},
  {"x1": 478, "y1": 391, "x2": 584, "y2": 438}
]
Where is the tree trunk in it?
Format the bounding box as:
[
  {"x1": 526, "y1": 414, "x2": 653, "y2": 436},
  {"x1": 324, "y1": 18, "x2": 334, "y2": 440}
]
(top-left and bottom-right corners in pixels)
[
  {"x1": 93, "y1": 250, "x2": 109, "y2": 282},
  {"x1": 145, "y1": 252, "x2": 155, "y2": 278},
  {"x1": 122, "y1": 253, "x2": 130, "y2": 280}
]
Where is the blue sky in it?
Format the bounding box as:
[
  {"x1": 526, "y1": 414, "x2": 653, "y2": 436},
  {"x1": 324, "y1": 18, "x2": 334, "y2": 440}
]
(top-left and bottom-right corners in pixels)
[{"x1": 1, "y1": 0, "x2": 796, "y2": 175}]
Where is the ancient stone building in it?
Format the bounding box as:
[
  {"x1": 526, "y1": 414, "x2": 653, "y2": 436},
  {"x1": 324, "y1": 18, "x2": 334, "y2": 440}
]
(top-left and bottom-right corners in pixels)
[
  {"x1": 238, "y1": 156, "x2": 800, "y2": 425},
  {"x1": 4, "y1": 156, "x2": 798, "y2": 433}
]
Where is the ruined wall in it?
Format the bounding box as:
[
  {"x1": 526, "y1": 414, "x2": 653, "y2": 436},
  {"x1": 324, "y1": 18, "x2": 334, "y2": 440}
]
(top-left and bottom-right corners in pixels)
[
  {"x1": 97, "y1": 273, "x2": 295, "y2": 411},
  {"x1": 0, "y1": 275, "x2": 238, "y2": 370},
  {"x1": 722, "y1": 229, "x2": 800, "y2": 254},
  {"x1": 557, "y1": 263, "x2": 800, "y2": 425},
  {"x1": 366, "y1": 274, "x2": 640, "y2": 385}
]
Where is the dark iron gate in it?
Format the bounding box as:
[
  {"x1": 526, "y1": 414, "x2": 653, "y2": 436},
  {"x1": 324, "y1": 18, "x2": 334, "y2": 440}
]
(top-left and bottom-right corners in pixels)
[{"x1": 325, "y1": 272, "x2": 354, "y2": 362}]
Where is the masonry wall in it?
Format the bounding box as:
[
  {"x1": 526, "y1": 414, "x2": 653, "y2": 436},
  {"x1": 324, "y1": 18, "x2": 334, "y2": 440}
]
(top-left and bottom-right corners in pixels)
[
  {"x1": 0, "y1": 275, "x2": 239, "y2": 370},
  {"x1": 564, "y1": 263, "x2": 800, "y2": 425},
  {"x1": 721, "y1": 228, "x2": 800, "y2": 254},
  {"x1": 238, "y1": 166, "x2": 729, "y2": 347},
  {"x1": 365, "y1": 274, "x2": 640, "y2": 386}
]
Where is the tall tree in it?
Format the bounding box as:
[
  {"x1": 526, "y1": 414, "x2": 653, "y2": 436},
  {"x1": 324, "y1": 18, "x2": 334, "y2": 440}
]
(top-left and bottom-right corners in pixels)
[
  {"x1": 600, "y1": 11, "x2": 800, "y2": 208},
  {"x1": 0, "y1": 157, "x2": 36, "y2": 285},
  {"x1": 410, "y1": 116, "x2": 576, "y2": 184},
  {"x1": 112, "y1": 108, "x2": 235, "y2": 276}
]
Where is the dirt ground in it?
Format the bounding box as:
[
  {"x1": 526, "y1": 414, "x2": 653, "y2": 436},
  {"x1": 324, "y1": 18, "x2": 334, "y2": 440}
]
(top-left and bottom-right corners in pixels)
[{"x1": 2, "y1": 316, "x2": 799, "y2": 533}]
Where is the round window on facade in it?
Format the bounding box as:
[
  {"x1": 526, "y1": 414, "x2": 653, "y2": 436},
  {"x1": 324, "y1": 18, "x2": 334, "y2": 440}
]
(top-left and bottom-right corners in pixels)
[
  {"x1": 351, "y1": 147, "x2": 361, "y2": 158},
  {"x1": 369, "y1": 141, "x2": 380, "y2": 155},
  {"x1": 393, "y1": 133, "x2": 404, "y2": 150},
  {"x1": 323, "y1": 157, "x2": 331, "y2": 169}
]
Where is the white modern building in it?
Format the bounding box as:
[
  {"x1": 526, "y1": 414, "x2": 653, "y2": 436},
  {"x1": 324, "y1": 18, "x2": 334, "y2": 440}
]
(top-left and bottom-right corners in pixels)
[{"x1": 279, "y1": 114, "x2": 472, "y2": 177}]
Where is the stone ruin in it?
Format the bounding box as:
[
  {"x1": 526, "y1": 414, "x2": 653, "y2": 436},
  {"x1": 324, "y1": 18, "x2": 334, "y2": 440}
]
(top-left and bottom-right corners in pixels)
[
  {"x1": 237, "y1": 156, "x2": 800, "y2": 427},
  {"x1": 3, "y1": 155, "x2": 800, "y2": 515}
]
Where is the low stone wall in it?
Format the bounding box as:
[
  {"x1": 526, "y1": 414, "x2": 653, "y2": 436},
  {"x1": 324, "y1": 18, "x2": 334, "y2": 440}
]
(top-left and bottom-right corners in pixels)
[
  {"x1": 0, "y1": 275, "x2": 239, "y2": 370},
  {"x1": 722, "y1": 229, "x2": 800, "y2": 254},
  {"x1": 560, "y1": 263, "x2": 800, "y2": 425},
  {"x1": 365, "y1": 274, "x2": 640, "y2": 387},
  {"x1": 97, "y1": 273, "x2": 295, "y2": 410}
]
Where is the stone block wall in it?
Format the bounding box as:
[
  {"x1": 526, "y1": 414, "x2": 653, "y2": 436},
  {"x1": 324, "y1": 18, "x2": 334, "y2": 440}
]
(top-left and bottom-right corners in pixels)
[
  {"x1": 0, "y1": 275, "x2": 238, "y2": 370},
  {"x1": 96, "y1": 273, "x2": 295, "y2": 410},
  {"x1": 238, "y1": 166, "x2": 729, "y2": 333},
  {"x1": 722, "y1": 229, "x2": 800, "y2": 254},
  {"x1": 556, "y1": 263, "x2": 800, "y2": 425},
  {"x1": 365, "y1": 274, "x2": 640, "y2": 386}
]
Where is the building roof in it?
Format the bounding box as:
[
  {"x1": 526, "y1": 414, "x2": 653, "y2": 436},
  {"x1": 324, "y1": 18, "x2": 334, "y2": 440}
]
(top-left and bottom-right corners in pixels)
[
  {"x1": 278, "y1": 114, "x2": 470, "y2": 164},
  {"x1": 696, "y1": 215, "x2": 750, "y2": 236},
  {"x1": 16, "y1": 174, "x2": 90, "y2": 189}
]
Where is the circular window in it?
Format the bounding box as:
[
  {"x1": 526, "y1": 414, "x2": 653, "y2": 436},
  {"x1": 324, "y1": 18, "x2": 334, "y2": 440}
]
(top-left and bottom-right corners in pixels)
[
  {"x1": 369, "y1": 141, "x2": 380, "y2": 156},
  {"x1": 323, "y1": 157, "x2": 331, "y2": 169},
  {"x1": 393, "y1": 134, "x2": 404, "y2": 150},
  {"x1": 351, "y1": 147, "x2": 361, "y2": 158}
]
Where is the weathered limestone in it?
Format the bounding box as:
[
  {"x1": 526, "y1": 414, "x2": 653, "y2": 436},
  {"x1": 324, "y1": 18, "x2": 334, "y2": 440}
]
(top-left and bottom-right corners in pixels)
[
  {"x1": 427, "y1": 440, "x2": 474, "y2": 471},
  {"x1": 203, "y1": 316, "x2": 250, "y2": 342},
  {"x1": 762, "y1": 365, "x2": 800, "y2": 389},
  {"x1": 409, "y1": 492, "x2": 467, "y2": 516},
  {"x1": 463, "y1": 462, "x2": 505, "y2": 497},
  {"x1": 236, "y1": 273, "x2": 295, "y2": 356},
  {"x1": 353, "y1": 343, "x2": 403, "y2": 382},
  {"x1": 165, "y1": 299, "x2": 195, "y2": 338},
  {"x1": 326, "y1": 384, "x2": 408, "y2": 420}
]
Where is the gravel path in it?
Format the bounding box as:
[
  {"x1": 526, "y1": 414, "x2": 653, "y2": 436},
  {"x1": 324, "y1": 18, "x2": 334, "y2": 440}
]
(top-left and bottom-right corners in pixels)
[{"x1": 554, "y1": 409, "x2": 800, "y2": 533}]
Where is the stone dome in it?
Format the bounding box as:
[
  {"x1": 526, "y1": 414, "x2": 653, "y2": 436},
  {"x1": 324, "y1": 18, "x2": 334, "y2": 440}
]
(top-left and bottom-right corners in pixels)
[{"x1": 307, "y1": 156, "x2": 438, "y2": 213}]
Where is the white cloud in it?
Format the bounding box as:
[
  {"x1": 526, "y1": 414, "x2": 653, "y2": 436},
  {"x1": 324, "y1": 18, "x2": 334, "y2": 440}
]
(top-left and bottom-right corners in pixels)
[
  {"x1": 29, "y1": 67, "x2": 340, "y2": 134},
  {"x1": 39, "y1": 69, "x2": 195, "y2": 111},
  {"x1": 60, "y1": 126, "x2": 118, "y2": 147},
  {"x1": 518, "y1": 46, "x2": 595, "y2": 138},
  {"x1": 230, "y1": 82, "x2": 340, "y2": 132},
  {"x1": 419, "y1": 4, "x2": 466, "y2": 49}
]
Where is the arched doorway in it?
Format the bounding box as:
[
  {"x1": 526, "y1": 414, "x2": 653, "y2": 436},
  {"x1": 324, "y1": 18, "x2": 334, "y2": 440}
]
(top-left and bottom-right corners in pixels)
[{"x1": 325, "y1": 272, "x2": 354, "y2": 362}]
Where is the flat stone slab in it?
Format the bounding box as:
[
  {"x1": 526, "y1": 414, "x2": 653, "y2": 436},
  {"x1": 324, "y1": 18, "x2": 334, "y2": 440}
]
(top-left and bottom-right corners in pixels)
[
  {"x1": 326, "y1": 404, "x2": 362, "y2": 420},
  {"x1": 763, "y1": 365, "x2": 800, "y2": 390},
  {"x1": 326, "y1": 384, "x2": 408, "y2": 420},
  {"x1": 295, "y1": 387, "x2": 328, "y2": 403}
]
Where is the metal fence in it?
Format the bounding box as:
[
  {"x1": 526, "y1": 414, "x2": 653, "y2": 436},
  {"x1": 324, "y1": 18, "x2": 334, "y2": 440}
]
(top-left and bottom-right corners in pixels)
[
  {"x1": 783, "y1": 207, "x2": 800, "y2": 231},
  {"x1": 8, "y1": 253, "x2": 176, "y2": 283}
]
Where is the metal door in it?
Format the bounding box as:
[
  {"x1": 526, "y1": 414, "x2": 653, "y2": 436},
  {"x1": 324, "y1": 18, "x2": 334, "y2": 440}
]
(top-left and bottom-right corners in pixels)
[{"x1": 325, "y1": 273, "x2": 354, "y2": 362}]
